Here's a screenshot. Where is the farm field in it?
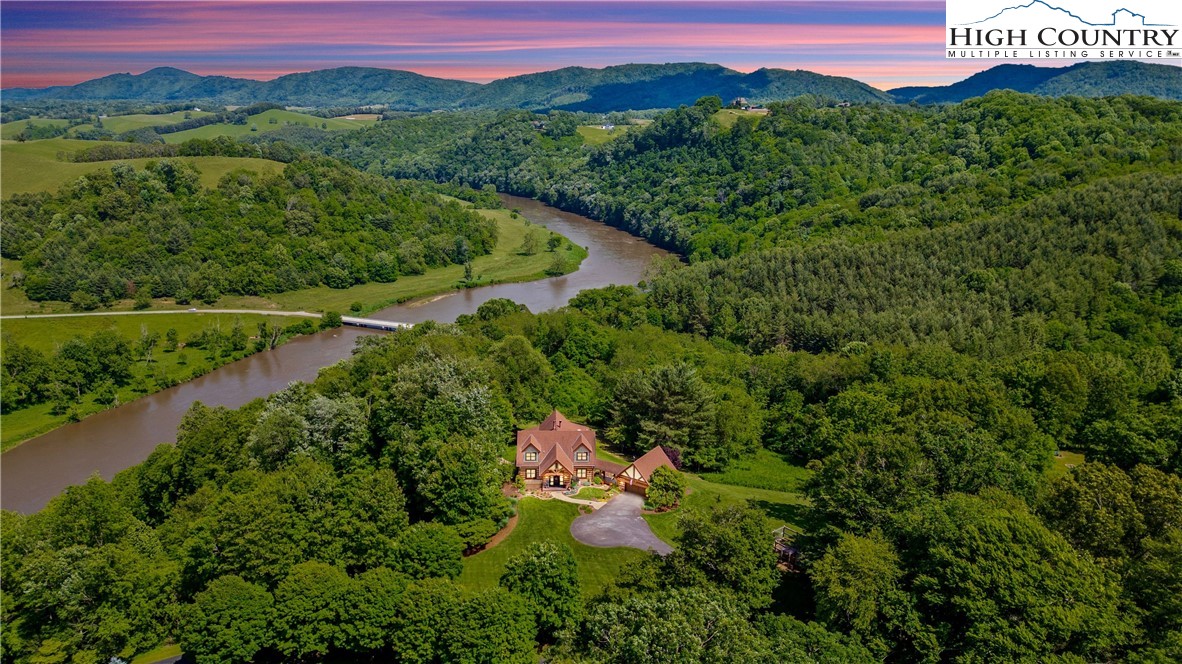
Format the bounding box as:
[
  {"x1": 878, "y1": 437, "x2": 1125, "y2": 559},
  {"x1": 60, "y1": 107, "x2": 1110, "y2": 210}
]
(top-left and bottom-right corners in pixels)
[
  {"x1": 0, "y1": 311, "x2": 307, "y2": 450},
  {"x1": 162, "y1": 108, "x2": 375, "y2": 143},
  {"x1": 75, "y1": 110, "x2": 215, "y2": 134},
  {"x1": 459, "y1": 497, "x2": 648, "y2": 596},
  {"x1": 0, "y1": 138, "x2": 285, "y2": 195}
]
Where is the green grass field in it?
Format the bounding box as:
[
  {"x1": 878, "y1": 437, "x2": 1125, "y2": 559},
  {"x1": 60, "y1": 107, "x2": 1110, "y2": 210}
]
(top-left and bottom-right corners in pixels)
[
  {"x1": 163, "y1": 109, "x2": 374, "y2": 143},
  {"x1": 1, "y1": 138, "x2": 285, "y2": 196},
  {"x1": 577, "y1": 124, "x2": 633, "y2": 146},
  {"x1": 644, "y1": 471, "x2": 811, "y2": 545},
  {"x1": 459, "y1": 498, "x2": 649, "y2": 596},
  {"x1": 698, "y1": 448, "x2": 812, "y2": 494},
  {"x1": 76, "y1": 110, "x2": 215, "y2": 135},
  {"x1": 594, "y1": 445, "x2": 632, "y2": 466},
  {"x1": 0, "y1": 118, "x2": 71, "y2": 140},
  {"x1": 713, "y1": 108, "x2": 769, "y2": 129},
  {"x1": 0, "y1": 311, "x2": 304, "y2": 450}
]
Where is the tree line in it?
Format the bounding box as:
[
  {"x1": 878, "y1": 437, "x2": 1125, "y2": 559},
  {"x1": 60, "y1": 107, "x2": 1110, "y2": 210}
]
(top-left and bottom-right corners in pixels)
[{"x1": 2, "y1": 156, "x2": 497, "y2": 305}]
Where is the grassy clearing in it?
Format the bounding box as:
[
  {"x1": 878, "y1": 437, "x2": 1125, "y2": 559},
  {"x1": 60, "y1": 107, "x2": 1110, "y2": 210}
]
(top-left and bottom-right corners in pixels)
[
  {"x1": 0, "y1": 118, "x2": 71, "y2": 140},
  {"x1": 163, "y1": 109, "x2": 370, "y2": 143},
  {"x1": 576, "y1": 125, "x2": 633, "y2": 146},
  {"x1": 698, "y1": 448, "x2": 812, "y2": 494},
  {"x1": 332, "y1": 113, "x2": 381, "y2": 124},
  {"x1": 713, "y1": 108, "x2": 768, "y2": 129},
  {"x1": 0, "y1": 312, "x2": 304, "y2": 451},
  {"x1": 459, "y1": 497, "x2": 649, "y2": 596},
  {"x1": 0, "y1": 138, "x2": 284, "y2": 196},
  {"x1": 595, "y1": 445, "x2": 632, "y2": 466},
  {"x1": 130, "y1": 643, "x2": 181, "y2": 664},
  {"x1": 644, "y1": 473, "x2": 811, "y2": 545},
  {"x1": 75, "y1": 110, "x2": 215, "y2": 135},
  {"x1": 1048, "y1": 450, "x2": 1086, "y2": 479},
  {"x1": 263, "y1": 208, "x2": 587, "y2": 314}
]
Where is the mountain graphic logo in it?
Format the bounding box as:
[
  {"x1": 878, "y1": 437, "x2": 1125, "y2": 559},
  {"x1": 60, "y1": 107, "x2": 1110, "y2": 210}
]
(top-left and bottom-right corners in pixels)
[{"x1": 962, "y1": 0, "x2": 1172, "y2": 26}]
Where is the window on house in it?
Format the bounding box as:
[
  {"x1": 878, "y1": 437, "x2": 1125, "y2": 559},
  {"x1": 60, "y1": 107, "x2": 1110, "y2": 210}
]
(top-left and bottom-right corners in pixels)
[
  {"x1": 525, "y1": 469, "x2": 536, "y2": 479},
  {"x1": 524, "y1": 450, "x2": 538, "y2": 462},
  {"x1": 576, "y1": 450, "x2": 589, "y2": 461},
  {"x1": 577, "y1": 468, "x2": 587, "y2": 478}
]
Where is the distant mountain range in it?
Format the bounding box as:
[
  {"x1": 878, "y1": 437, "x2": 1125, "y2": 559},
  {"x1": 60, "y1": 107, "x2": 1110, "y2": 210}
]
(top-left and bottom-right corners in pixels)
[
  {"x1": 890, "y1": 61, "x2": 1181, "y2": 104},
  {"x1": 4, "y1": 61, "x2": 1179, "y2": 110}
]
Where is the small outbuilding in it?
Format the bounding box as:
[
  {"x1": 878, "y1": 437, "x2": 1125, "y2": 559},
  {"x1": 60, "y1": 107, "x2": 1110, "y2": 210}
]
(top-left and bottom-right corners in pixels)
[{"x1": 615, "y1": 446, "x2": 675, "y2": 496}]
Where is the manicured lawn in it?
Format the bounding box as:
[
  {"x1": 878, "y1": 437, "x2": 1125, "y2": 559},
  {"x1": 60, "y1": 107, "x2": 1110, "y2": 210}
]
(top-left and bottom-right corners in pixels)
[
  {"x1": 0, "y1": 138, "x2": 284, "y2": 195},
  {"x1": 644, "y1": 473, "x2": 811, "y2": 545},
  {"x1": 575, "y1": 487, "x2": 612, "y2": 501},
  {"x1": 459, "y1": 497, "x2": 649, "y2": 597},
  {"x1": 163, "y1": 109, "x2": 370, "y2": 143},
  {"x1": 698, "y1": 448, "x2": 812, "y2": 494},
  {"x1": 0, "y1": 312, "x2": 304, "y2": 451},
  {"x1": 130, "y1": 643, "x2": 181, "y2": 664},
  {"x1": 1048, "y1": 450, "x2": 1086, "y2": 479}
]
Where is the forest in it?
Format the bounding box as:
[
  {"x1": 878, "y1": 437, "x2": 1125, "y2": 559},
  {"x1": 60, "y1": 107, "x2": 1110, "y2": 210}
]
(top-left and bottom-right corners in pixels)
[
  {"x1": 311, "y1": 92, "x2": 1181, "y2": 258},
  {"x1": 2, "y1": 91, "x2": 1181, "y2": 663},
  {"x1": 1, "y1": 157, "x2": 497, "y2": 304}
]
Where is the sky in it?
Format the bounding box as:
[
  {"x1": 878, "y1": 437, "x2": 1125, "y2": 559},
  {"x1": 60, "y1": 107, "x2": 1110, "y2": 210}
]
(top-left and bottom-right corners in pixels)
[{"x1": 0, "y1": 0, "x2": 1147, "y2": 91}]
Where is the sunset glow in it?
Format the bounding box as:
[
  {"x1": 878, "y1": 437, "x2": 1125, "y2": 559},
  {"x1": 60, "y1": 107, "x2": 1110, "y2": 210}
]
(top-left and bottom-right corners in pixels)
[{"x1": 0, "y1": 1, "x2": 1166, "y2": 91}]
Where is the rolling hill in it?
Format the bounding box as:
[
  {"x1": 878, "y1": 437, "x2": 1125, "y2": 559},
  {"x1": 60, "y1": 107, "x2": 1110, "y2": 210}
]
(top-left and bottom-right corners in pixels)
[
  {"x1": 890, "y1": 61, "x2": 1182, "y2": 103},
  {"x1": 4, "y1": 63, "x2": 891, "y2": 110},
  {"x1": 5, "y1": 61, "x2": 1178, "y2": 111}
]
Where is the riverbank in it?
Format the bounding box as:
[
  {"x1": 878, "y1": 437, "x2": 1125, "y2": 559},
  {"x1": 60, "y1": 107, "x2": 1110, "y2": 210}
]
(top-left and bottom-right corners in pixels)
[
  {"x1": 0, "y1": 312, "x2": 320, "y2": 451},
  {"x1": 1, "y1": 195, "x2": 667, "y2": 514},
  {"x1": 0, "y1": 208, "x2": 585, "y2": 450},
  {"x1": 1, "y1": 208, "x2": 585, "y2": 318}
]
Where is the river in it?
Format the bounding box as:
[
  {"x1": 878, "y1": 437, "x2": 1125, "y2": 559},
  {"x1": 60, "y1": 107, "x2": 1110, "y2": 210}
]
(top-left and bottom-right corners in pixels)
[{"x1": 0, "y1": 196, "x2": 669, "y2": 514}]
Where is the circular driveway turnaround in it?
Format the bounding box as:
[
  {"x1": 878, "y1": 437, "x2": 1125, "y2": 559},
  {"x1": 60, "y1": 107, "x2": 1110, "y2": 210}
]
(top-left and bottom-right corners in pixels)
[{"x1": 570, "y1": 492, "x2": 673, "y2": 555}]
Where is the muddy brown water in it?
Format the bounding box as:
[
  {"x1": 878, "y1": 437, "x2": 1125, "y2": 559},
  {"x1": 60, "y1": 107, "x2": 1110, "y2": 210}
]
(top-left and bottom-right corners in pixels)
[{"x1": 1, "y1": 196, "x2": 669, "y2": 513}]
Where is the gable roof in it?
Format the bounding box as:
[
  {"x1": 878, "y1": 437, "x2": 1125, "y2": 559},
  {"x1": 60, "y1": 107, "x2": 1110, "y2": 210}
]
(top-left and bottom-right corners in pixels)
[
  {"x1": 516, "y1": 410, "x2": 597, "y2": 467},
  {"x1": 627, "y1": 446, "x2": 675, "y2": 482}
]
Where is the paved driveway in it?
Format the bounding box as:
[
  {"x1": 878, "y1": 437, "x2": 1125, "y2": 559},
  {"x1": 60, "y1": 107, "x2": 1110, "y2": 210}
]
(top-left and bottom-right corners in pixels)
[{"x1": 570, "y1": 492, "x2": 673, "y2": 555}]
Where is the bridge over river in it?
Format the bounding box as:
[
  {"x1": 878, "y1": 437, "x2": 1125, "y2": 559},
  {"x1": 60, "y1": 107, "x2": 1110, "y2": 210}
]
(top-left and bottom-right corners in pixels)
[{"x1": 1, "y1": 195, "x2": 670, "y2": 513}]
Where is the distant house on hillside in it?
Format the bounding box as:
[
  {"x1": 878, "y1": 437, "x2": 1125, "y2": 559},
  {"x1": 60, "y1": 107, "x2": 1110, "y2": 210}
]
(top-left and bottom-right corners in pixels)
[
  {"x1": 615, "y1": 446, "x2": 675, "y2": 495},
  {"x1": 515, "y1": 411, "x2": 674, "y2": 496}
]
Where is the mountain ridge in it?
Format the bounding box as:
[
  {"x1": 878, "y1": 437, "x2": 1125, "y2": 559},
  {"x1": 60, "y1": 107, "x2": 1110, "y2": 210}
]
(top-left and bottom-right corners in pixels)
[{"x1": 4, "y1": 61, "x2": 1179, "y2": 110}]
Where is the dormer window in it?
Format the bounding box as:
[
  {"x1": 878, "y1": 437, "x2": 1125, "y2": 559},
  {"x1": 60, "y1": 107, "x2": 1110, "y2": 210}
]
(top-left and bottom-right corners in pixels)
[
  {"x1": 525, "y1": 450, "x2": 538, "y2": 462},
  {"x1": 576, "y1": 450, "x2": 589, "y2": 462}
]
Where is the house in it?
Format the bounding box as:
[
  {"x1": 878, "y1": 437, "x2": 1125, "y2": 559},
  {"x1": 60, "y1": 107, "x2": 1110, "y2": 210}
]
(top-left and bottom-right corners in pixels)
[
  {"x1": 614, "y1": 446, "x2": 675, "y2": 495},
  {"x1": 515, "y1": 410, "x2": 677, "y2": 495},
  {"x1": 516, "y1": 410, "x2": 599, "y2": 489}
]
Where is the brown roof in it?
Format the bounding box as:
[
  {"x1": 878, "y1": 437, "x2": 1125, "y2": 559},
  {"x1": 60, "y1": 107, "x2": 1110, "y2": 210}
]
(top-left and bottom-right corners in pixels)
[
  {"x1": 595, "y1": 458, "x2": 626, "y2": 474},
  {"x1": 516, "y1": 410, "x2": 597, "y2": 469},
  {"x1": 629, "y1": 446, "x2": 675, "y2": 482}
]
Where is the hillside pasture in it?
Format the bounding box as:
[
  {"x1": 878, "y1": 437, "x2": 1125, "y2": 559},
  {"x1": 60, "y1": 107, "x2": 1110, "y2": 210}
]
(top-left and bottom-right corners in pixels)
[
  {"x1": 163, "y1": 109, "x2": 370, "y2": 143},
  {"x1": 0, "y1": 138, "x2": 285, "y2": 195}
]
